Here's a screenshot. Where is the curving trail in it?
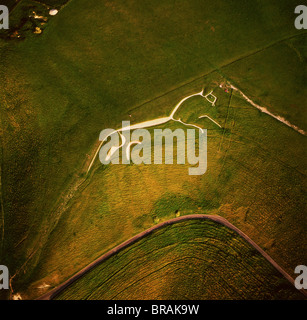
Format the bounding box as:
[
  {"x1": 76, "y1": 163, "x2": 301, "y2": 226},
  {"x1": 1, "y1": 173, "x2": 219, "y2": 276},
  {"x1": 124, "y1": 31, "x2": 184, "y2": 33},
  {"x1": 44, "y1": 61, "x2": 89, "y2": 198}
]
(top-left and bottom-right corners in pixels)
[{"x1": 37, "y1": 214, "x2": 306, "y2": 300}]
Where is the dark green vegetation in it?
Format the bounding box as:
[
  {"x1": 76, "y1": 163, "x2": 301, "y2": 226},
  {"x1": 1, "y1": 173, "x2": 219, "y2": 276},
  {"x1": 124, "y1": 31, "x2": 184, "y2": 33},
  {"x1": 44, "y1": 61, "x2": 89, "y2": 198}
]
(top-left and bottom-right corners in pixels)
[
  {"x1": 0, "y1": 0, "x2": 68, "y2": 40},
  {"x1": 55, "y1": 220, "x2": 304, "y2": 300},
  {"x1": 0, "y1": 0, "x2": 306, "y2": 299}
]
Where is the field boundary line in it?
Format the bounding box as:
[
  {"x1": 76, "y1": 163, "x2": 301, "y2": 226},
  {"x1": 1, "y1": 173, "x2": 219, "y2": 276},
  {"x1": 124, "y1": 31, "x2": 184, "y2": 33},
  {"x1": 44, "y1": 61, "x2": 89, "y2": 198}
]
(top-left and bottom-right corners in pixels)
[
  {"x1": 87, "y1": 32, "x2": 307, "y2": 171},
  {"x1": 37, "y1": 214, "x2": 306, "y2": 300},
  {"x1": 126, "y1": 31, "x2": 307, "y2": 116}
]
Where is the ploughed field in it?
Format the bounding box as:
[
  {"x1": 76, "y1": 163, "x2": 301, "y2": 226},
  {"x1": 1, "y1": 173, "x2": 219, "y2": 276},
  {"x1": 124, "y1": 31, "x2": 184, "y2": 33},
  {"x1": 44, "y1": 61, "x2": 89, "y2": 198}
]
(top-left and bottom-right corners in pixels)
[{"x1": 55, "y1": 219, "x2": 304, "y2": 300}]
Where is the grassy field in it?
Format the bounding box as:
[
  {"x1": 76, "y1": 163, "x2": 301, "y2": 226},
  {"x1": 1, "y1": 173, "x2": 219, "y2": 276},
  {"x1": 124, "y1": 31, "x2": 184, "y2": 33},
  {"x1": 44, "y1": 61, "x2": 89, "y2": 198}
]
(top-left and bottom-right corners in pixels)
[
  {"x1": 28, "y1": 73, "x2": 306, "y2": 299},
  {"x1": 54, "y1": 219, "x2": 304, "y2": 300},
  {"x1": 222, "y1": 34, "x2": 307, "y2": 130},
  {"x1": 0, "y1": 0, "x2": 306, "y2": 299}
]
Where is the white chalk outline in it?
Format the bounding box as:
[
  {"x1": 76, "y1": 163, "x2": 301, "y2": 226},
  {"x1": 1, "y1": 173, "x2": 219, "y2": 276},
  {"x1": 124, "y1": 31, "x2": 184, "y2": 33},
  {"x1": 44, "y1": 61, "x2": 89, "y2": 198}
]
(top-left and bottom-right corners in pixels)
[{"x1": 87, "y1": 90, "x2": 221, "y2": 173}]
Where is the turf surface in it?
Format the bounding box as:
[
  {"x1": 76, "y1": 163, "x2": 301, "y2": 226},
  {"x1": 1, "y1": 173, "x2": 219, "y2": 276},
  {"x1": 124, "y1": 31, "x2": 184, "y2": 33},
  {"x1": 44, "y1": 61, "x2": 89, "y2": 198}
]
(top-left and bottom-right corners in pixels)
[
  {"x1": 55, "y1": 219, "x2": 304, "y2": 300},
  {"x1": 0, "y1": 0, "x2": 306, "y2": 299}
]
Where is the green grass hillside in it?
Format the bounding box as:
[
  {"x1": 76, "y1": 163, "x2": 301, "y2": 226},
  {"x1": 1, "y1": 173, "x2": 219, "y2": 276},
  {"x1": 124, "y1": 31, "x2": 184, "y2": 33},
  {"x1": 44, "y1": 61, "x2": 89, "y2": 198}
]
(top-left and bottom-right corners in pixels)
[
  {"x1": 55, "y1": 219, "x2": 304, "y2": 300},
  {"x1": 0, "y1": 0, "x2": 306, "y2": 299},
  {"x1": 30, "y1": 73, "x2": 306, "y2": 300}
]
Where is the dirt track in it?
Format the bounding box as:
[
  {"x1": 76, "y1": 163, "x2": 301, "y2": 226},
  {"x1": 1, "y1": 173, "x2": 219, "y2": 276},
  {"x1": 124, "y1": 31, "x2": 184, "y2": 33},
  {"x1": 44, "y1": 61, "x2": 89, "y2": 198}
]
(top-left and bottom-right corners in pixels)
[{"x1": 37, "y1": 214, "x2": 306, "y2": 300}]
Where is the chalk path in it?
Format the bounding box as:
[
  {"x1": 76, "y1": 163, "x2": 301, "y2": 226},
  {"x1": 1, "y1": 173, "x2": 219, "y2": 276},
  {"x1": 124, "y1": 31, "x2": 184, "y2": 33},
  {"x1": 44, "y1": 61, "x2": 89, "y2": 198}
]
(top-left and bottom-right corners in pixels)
[{"x1": 229, "y1": 83, "x2": 306, "y2": 136}]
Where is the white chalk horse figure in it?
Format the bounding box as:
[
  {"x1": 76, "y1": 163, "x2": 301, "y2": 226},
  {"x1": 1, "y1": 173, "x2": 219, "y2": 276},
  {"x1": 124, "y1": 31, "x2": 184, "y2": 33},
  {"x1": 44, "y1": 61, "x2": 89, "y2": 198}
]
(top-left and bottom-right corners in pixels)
[{"x1": 88, "y1": 89, "x2": 221, "y2": 172}]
